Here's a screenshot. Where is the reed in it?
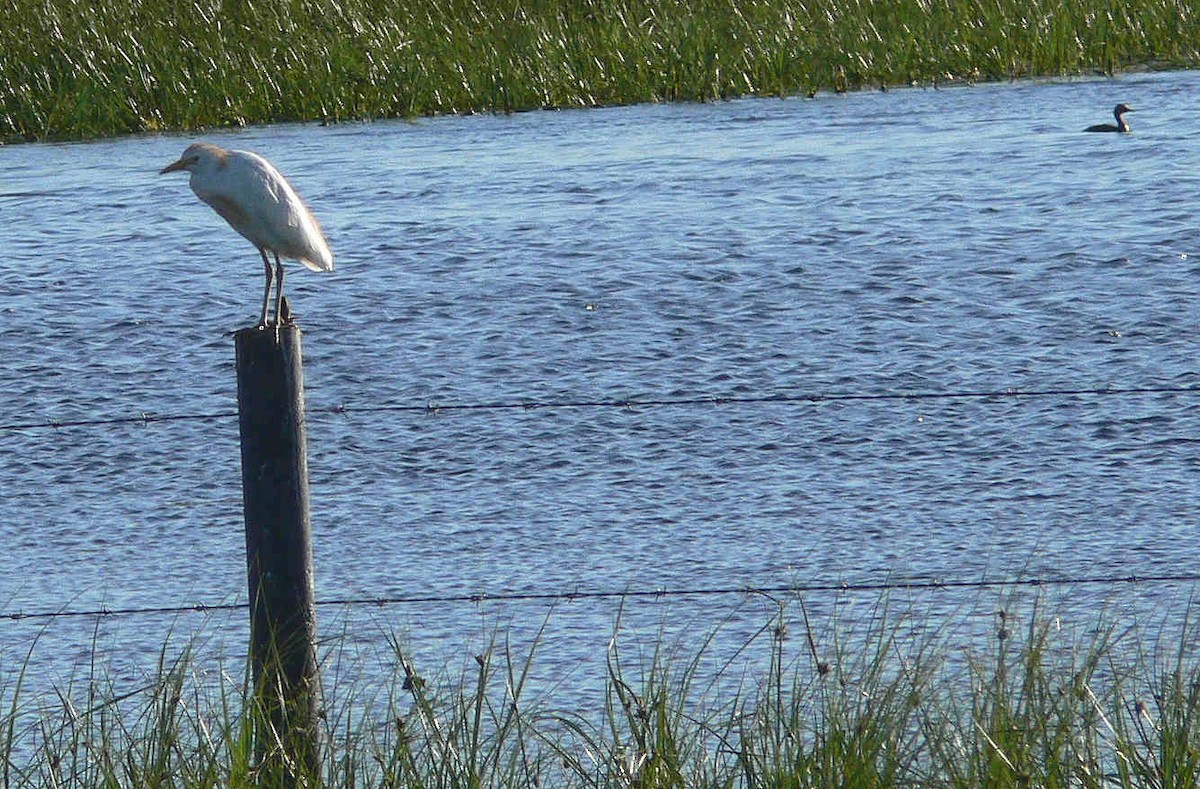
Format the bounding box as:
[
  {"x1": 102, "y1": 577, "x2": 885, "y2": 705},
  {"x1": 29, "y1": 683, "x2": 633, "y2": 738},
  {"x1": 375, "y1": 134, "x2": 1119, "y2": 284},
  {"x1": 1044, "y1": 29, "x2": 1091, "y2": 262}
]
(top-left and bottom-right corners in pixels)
[
  {"x1": 3, "y1": 594, "x2": 1200, "y2": 786},
  {"x1": 2, "y1": 0, "x2": 1199, "y2": 142}
]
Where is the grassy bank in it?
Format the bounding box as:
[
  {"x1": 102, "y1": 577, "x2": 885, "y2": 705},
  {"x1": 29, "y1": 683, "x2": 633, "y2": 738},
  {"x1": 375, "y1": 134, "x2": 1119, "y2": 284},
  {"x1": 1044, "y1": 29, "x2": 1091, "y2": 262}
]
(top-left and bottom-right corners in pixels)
[
  {"x1": 2, "y1": 0, "x2": 1199, "y2": 142},
  {"x1": 4, "y1": 596, "x2": 1200, "y2": 786}
]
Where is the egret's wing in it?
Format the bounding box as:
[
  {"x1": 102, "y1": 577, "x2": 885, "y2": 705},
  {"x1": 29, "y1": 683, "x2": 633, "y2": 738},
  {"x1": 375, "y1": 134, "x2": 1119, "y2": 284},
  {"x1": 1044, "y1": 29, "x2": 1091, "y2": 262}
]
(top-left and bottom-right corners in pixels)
[
  {"x1": 190, "y1": 152, "x2": 275, "y2": 247},
  {"x1": 231, "y1": 151, "x2": 333, "y2": 272},
  {"x1": 201, "y1": 191, "x2": 253, "y2": 233}
]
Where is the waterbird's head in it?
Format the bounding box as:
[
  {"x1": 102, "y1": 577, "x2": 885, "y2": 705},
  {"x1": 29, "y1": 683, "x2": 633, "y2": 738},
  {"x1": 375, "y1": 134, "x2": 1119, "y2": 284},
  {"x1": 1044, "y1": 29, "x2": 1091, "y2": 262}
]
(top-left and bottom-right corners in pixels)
[
  {"x1": 1114, "y1": 103, "x2": 1133, "y2": 116},
  {"x1": 159, "y1": 142, "x2": 229, "y2": 175}
]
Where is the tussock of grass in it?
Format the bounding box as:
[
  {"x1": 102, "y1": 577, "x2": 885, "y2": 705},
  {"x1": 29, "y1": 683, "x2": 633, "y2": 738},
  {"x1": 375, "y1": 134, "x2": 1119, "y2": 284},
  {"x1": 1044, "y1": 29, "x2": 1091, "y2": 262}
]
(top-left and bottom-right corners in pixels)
[
  {"x1": 4, "y1": 594, "x2": 1200, "y2": 786},
  {"x1": 2, "y1": 0, "x2": 1199, "y2": 142}
]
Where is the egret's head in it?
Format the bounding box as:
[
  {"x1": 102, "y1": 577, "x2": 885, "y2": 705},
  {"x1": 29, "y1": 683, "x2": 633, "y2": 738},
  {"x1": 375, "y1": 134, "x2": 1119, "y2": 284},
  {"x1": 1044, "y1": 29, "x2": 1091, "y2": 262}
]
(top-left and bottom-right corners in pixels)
[{"x1": 159, "y1": 142, "x2": 228, "y2": 175}]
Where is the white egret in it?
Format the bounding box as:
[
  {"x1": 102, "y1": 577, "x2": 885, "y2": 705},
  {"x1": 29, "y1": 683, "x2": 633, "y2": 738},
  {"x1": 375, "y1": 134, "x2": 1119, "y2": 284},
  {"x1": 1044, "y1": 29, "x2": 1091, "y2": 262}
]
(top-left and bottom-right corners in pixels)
[
  {"x1": 1084, "y1": 103, "x2": 1133, "y2": 133},
  {"x1": 160, "y1": 142, "x2": 333, "y2": 329}
]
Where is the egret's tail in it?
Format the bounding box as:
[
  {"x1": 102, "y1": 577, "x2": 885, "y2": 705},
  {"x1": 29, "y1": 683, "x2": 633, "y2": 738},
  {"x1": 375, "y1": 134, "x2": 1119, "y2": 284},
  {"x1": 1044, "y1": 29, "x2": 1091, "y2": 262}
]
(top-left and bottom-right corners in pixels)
[
  {"x1": 291, "y1": 222, "x2": 333, "y2": 271},
  {"x1": 298, "y1": 245, "x2": 334, "y2": 272},
  {"x1": 289, "y1": 200, "x2": 334, "y2": 271}
]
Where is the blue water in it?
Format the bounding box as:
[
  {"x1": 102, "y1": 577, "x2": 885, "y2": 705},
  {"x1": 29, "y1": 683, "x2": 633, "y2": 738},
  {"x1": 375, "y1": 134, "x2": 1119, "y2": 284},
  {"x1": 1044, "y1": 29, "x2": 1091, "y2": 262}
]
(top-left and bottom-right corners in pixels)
[{"x1": 2, "y1": 71, "x2": 1200, "y2": 707}]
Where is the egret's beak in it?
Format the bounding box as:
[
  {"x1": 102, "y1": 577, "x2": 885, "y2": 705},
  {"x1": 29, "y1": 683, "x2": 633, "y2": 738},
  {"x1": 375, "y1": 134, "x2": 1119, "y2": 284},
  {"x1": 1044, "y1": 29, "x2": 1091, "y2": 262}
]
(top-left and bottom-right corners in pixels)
[{"x1": 159, "y1": 158, "x2": 188, "y2": 175}]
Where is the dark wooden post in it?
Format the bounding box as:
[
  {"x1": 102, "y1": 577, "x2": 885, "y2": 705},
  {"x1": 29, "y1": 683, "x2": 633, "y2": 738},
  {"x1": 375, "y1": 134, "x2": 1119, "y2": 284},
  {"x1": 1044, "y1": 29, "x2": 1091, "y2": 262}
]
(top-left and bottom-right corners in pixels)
[{"x1": 234, "y1": 324, "x2": 321, "y2": 782}]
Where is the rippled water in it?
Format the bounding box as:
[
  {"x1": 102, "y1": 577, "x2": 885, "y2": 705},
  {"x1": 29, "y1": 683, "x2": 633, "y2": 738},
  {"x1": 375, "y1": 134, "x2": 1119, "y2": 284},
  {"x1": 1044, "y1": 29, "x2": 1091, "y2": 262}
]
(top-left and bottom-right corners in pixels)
[{"x1": 2, "y1": 71, "x2": 1200, "y2": 702}]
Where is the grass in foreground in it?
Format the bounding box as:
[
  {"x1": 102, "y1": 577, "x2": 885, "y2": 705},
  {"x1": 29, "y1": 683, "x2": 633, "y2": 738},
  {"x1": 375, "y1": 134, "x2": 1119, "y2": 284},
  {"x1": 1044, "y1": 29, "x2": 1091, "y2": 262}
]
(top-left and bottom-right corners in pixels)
[
  {"x1": 3, "y1": 593, "x2": 1200, "y2": 787},
  {"x1": 3, "y1": 0, "x2": 1200, "y2": 142}
]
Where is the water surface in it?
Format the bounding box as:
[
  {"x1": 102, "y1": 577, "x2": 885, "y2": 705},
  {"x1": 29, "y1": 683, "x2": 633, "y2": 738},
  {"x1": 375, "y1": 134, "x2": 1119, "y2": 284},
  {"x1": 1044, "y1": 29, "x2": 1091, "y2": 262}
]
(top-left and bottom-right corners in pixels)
[{"x1": 1, "y1": 71, "x2": 1199, "y2": 702}]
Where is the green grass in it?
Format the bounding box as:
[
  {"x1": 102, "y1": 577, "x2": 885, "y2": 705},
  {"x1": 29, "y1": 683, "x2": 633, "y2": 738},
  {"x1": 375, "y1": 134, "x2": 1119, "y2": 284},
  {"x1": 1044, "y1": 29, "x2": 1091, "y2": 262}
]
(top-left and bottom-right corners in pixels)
[
  {"x1": 2, "y1": 0, "x2": 1199, "y2": 142},
  {"x1": 4, "y1": 594, "x2": 1200, "y2": 787}
]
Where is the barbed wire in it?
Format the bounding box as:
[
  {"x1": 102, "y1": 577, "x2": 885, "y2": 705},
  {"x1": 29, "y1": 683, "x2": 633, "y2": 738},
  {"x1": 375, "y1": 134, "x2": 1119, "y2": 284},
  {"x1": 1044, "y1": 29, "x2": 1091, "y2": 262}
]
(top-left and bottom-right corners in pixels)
[
  {"x1": 0, "y1": 409, "x2": 240, "y2": 432},
  {"x1": 2, "y1": 383, "x2": 1196, "y2": 434},
  {"x1": 4, "y1": 572, "x2": 1198, "y2": 624},
  {"x1": 5, "y1": 387, "x2": 1197, "y2": 626}
]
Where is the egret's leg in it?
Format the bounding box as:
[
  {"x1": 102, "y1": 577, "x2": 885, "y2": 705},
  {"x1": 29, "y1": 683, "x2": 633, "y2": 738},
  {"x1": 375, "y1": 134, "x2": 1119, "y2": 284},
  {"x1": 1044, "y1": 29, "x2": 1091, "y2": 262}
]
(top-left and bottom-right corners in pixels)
[
  {"x1": 258, "y1": 249, "x2": 274, "y2": 329},
  {"x1": 273, "y1": 253, "x2": 285, "y2": 329}
]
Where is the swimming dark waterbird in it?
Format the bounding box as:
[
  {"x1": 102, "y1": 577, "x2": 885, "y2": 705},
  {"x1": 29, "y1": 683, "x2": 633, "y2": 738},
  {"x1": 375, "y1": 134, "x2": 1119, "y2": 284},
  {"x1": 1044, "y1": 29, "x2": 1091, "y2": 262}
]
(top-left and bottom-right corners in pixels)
[{"x1": 1084, "y1": 103, "x2": 1133, "y2": 133}]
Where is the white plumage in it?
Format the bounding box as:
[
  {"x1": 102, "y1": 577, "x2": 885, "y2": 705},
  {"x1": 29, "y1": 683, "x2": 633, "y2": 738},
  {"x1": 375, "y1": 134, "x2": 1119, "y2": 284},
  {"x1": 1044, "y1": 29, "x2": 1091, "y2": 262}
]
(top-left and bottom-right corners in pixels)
[{"x1": 160, "y1": 142, "x2": 333, "y2": 328}]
